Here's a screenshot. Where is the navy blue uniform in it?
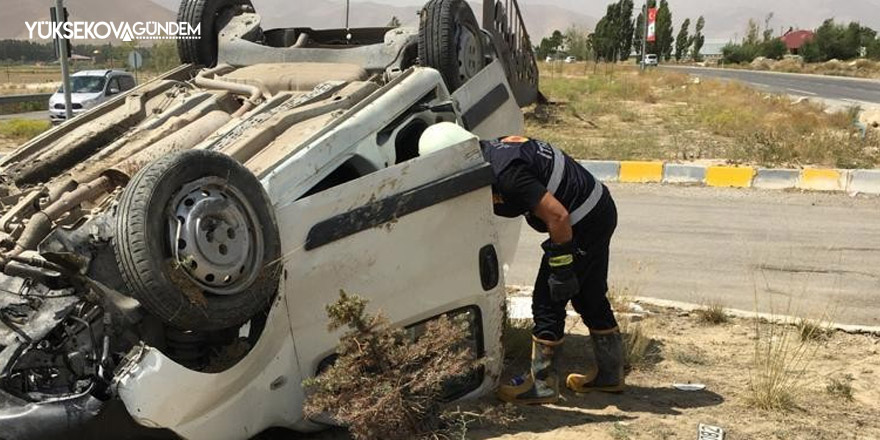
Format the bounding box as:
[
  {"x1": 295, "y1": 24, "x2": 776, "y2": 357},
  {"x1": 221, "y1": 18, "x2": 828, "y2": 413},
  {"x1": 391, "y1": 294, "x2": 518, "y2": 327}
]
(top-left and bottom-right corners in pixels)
[{"x1": 480, "y1": 137, "x2": 618, "y2": 338}]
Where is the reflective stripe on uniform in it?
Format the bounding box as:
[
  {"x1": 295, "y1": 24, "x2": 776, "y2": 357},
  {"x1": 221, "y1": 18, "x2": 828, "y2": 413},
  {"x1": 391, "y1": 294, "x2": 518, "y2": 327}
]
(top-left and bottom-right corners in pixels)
[
  {"x1": 546, "y1": 146, "x2": 565, "y2": 195},
  {"x1": 570, "y1": 181, "x2": 604, "y2": 226},
  {"x1": 548, "y1": 254, "x2": 574, "y2": 267}
]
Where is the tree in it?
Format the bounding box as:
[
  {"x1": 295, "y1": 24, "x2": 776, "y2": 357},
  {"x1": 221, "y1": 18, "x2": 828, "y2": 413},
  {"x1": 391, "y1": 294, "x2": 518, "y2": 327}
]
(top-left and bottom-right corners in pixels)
[
  {"x1": 722, "y1": 16, "x2": 793, "y2": 63},
  {"x1": 760, "y1": 38, "x2": 787, "y2": 60},
  {"x1": 565, "y1": 26, "x2": 592, "y2": 62},
  {"x1": 536, "y1": 30, "x2": 565, "y2": 59},
  {"x1": 387, "y1": 16, "x2": 401, "y2": 28},
  {"x1": 617, "y1": 0, "x2": 635, "y2": 62},
  {"x1": 593, "y1": 12, "x2": 617, "y2": 61},
  {"x1": 590, "y1": 0, "x2": 636, "y2": 62},
  {"x1": 722, "y1": 42, "x2": 758, "y2": 64},
  {"x1": 675, "y1": 18, "x2": 691, "y2": 61},
  {"x1": 655, "y1": 0, "x2": 675, "y2": 61},
  {"x1": 808, "y1": 19, "x2": 863, "y2": 61},
  {"x1": 744, "y1": 18, "x2": 761, "y2": 47},
  {"x1": 691, "y1": 16, "x2": 706, "y2": 61},
  {"x1": 762, "y1": 13, "x2": 775, "y2": 43},
  {"x1": 867, "y1": 36, "x2": 880, "y2": 60}
]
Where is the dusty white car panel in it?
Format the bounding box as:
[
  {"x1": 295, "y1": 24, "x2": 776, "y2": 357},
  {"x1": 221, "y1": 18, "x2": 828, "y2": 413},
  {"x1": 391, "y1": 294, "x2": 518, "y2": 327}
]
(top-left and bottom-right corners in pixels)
[
  {"x1": 116, "y1": 140, "x2": 508, "y2": 438},
  {"x1": 115, "y1": 298, "x2": 301, "y2": 438},
  {"x1": 0, "y1": 0, "x2": 542, "y2": 436}
]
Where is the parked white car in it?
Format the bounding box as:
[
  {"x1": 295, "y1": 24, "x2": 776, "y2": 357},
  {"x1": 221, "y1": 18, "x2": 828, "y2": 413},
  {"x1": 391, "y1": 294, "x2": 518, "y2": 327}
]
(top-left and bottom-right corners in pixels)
[
  {"x1": 643, "y1": 53, "x2": 659, "y2": 66},
  {"x1": 0, "y1": 0, "x2": 539, "y2": 438},
  {"x1": 48, "y1": 70, "x2": 136, "y2": 124},
  {"x1": 564, "y1": 55, "x2": 577, "y2": 63}
]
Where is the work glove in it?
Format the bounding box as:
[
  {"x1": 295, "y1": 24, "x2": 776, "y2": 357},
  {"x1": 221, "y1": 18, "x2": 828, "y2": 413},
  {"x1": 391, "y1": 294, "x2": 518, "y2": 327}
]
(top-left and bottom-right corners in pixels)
[{"x1": 542, "y1": 239, "x2": 580, "y2": 303}]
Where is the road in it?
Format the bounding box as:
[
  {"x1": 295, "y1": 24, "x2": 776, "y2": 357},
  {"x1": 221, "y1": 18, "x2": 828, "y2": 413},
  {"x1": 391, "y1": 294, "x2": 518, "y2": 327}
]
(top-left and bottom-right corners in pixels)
[
  {"x1": 508, "y1": 183, "x2": 880, "y2": 327},
  {"x1": 0, "y1": 111, "x2": 48, "y2": 121},
  {"x1": 661, "y1": 65, "x2": 880, "y2": 105}
]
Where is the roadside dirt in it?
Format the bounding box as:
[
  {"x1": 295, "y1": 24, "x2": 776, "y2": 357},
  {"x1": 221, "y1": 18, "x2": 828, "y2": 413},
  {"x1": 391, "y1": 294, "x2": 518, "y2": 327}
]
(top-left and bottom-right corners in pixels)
[
  {"x1": 289, "y1": 296, "x2": 880, "y2": 440},
  {"x1": 465, "y1": 302, "x2": 880, "y2": 440},
  {"x1": 0, "y1": 137, "x2": 17, "y2": 152}
]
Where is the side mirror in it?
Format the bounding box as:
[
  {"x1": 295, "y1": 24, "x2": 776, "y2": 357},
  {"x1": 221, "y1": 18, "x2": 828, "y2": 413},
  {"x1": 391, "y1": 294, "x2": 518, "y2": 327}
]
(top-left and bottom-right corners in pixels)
[{"x1": 109, "y1": 88, "x2": 120, "y2": 95}]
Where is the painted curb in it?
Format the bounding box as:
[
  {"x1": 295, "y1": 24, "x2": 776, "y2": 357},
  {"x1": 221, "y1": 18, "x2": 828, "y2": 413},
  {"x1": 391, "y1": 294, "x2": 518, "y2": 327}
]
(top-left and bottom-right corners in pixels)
[
  {"x1": 797, "y1": 168, "x2": 848, "y2": 192},
  {"x1": 620, "y1": 161, "x2": 663, "y2": 183},
  {"x1": 663, "y1": 163, "x2": 706, "y2": 184},
  {"x1": 753, "y1": 169, "x2": 800, "y2": 190},
  {"x1": 706, "y1": 166, "x2": 755, "y2": 188},
  {"x1": 849, "y1": 170, "x2": 880, "y2": 194},
  {"x1": 579, "y1": 160, "x2": 620, "y2": 182},
  {"x1": 578, "y1": 160, "x2": 879, "y2": 195}
]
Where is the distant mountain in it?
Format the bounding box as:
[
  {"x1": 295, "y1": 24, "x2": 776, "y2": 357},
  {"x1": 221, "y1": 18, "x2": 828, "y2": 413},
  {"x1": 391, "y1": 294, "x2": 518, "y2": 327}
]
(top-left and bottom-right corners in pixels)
[
  {"x1": 507, "y1": 0, "x2": 880, "y2": 39},
  {"x1": 0, "y1": 0, "x2": 174, "y2": 40},
  {"x1": 10, "y1": 0, "x2": 876, "y2": 44},
  {"x1": 151, "y1": 0, "x2": 596, "y2": 40}
]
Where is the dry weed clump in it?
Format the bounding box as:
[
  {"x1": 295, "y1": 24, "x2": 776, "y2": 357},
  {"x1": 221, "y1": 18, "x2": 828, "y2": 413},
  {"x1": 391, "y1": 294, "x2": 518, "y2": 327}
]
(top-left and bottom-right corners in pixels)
[
  {"x1": 747, "y1": 314, "x2": 822, "y2": 411},
  {"x1": 696, "y1": 302, "x2": 729, "y2": 325},
  {"x1": 502, "y1": 318, "x2": 533, "y2": 362},
  {"x1": 619, "y1": 318, "x2": 661, "y2": 370},
  {"x1": 304, "y1": 291, "x2": 481, "y2": 440},
  {"x1": 825, "y1": 374, "x2": 855, "y2": 401},
  {"x1": 796, "y1": 317, "x2": 832, "y2": 342}
]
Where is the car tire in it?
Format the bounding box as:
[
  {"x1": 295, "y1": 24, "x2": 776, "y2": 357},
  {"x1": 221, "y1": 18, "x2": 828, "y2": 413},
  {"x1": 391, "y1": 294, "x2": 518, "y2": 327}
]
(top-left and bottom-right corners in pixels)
[
  {"x1": 418, "y1": 0, "x2": 486, "y2": 92},
  {"x1": 176, "y1": 0, "x2": 253, "y2": 66},
  {"x1": 114, "y1": 149, "x2": 281, "y2": 331}
]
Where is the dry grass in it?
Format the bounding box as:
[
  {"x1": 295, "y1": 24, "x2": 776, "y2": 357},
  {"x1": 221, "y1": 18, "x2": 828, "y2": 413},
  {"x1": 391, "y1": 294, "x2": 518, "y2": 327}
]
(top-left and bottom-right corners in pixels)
[
  {"x1": 721, "y1": 58, "x2": 880, "y2": 79},
  {"x1": 825, "y1": 374, "x2": 855, "y2": 401},
  {"x1": 529, "y1": 62, "x2": 880, "y2": 169},
  {"x1": 0, "y1": 119, "x2": 50, "y2": 141},
  {"x1": 747, "y1": 311, "x2": 822, "y2": 411},
  {"x1": 670, "y1": 344, "x2": 710, "y2": 367},
  {"x1": 501, "y1": 318, "x2": 533, "y2": 362},
  {"x1": 304, "y1": 292, "x2": 481, "y2": 440},
  {"x1": 619, "y1": 317, "x2": 661, "y2": 370},
  {"x1": 696, "y1": 302, "x2": 729, "y2": 325},
  {"x1": 796, "y1": 316, "x2": 832, "y2": 342}
]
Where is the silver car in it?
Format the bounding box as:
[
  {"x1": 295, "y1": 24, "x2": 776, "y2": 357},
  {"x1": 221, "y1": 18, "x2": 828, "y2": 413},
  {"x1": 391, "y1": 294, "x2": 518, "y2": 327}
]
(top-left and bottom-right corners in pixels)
[{"x1": 48, "y1": 70, "x2": 136, "y2": 124}]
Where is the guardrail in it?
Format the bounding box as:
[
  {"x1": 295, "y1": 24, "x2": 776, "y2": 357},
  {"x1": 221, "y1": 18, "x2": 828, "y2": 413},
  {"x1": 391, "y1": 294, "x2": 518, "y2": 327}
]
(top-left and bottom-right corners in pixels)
[
  {"x1": 0, "y1": 93, "x2": 51, "y2": 116},
  {"x1": 0, "y1": 93, "x2": 52, "y2": 106}
]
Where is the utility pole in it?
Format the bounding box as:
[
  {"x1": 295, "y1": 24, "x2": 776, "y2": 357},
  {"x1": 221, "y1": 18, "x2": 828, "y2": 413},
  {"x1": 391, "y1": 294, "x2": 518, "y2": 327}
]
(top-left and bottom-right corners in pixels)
[
  {"x1": 344, "y1": 0, "x2": 352, "y2": 42},
  {"x1": 642, "y1": 0, "x2": 650, "y2": 70},
  {"x1": 54, "y1": 0, "x2": 73, "y2": 120}
]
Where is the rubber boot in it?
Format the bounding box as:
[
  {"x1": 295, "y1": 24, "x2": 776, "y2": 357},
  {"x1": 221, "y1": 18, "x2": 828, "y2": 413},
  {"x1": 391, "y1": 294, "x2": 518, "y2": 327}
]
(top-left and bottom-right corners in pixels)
[
  {"x1": 496, "y1": 335, "x2": 563, "y2": 404},
  {"x1": 566, "y1": 327, "x2": 625, "y2": 393}
]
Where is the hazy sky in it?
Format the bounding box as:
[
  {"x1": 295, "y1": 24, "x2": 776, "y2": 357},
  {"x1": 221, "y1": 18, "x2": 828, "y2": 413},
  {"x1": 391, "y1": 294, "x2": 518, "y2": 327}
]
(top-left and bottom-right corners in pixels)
[{"x1": 334, "y1": 0, "x2": 880, "y2": 38}]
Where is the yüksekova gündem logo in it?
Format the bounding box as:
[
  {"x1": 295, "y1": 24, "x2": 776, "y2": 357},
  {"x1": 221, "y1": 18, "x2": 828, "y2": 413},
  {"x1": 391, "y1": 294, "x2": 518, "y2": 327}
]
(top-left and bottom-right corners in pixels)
[{"x1": 25, "y1": 21, "x2": 201, "y2": 42}]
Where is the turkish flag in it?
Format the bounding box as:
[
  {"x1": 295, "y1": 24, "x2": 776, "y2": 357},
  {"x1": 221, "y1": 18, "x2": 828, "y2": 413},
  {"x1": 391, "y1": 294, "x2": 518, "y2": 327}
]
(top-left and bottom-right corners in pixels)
[{"x1": 647, "y1": 7, "x2": 657, "y2": 42}]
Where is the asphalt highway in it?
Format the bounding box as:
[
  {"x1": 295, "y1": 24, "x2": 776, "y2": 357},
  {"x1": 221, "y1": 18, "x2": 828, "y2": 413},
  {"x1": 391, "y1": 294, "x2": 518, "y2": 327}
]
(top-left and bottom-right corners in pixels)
[
  {"x1": 661, "y1": 65, "x2": 880, "y2": 105},
  {"x1": 508, "y1": 183, "x2": 880, "y2": 327}
]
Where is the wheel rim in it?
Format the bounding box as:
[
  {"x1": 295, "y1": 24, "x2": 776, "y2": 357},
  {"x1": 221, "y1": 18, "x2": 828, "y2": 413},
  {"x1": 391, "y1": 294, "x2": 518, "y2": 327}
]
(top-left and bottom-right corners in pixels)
[
  {"x1": 169, "y1": 176, "x2": 264, "y2": 295},
  {"x1": 457, "y1": 25, "x2": 483, "y2": 82}
]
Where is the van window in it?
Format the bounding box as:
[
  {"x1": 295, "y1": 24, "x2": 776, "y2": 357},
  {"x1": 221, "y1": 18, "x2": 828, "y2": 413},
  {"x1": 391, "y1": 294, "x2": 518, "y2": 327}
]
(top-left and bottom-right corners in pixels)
[
  {"x1": 107, "y1": 77, "x2": 121, "y2": 94},
  {"x1": 119, "y1": 76, "x2": 136, "y2": 91},
  {"x1": 62, "y1": 76, "x2": 105, "y2": 93}
]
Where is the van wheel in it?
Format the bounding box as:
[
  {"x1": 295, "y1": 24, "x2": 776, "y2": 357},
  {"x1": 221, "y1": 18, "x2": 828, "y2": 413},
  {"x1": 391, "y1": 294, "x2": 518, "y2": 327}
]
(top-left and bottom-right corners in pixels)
[
  {"x1": 177, "y1": 0, "x2": 253, "y2": 66},
  {"x1": 114, "y1": 150, "x2": 281, "y2": 331},
  {"x1": 419, "y1": 0, "x2": 486, "y2": 91}
]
